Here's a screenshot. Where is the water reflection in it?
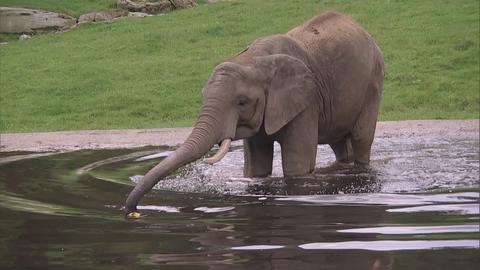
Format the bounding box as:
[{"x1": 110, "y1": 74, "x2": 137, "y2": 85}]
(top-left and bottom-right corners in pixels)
[
  {"x1": 298, "y1": 240, "x2": 480, "y2": 251},
  {"x1": 338, "y1": 225, "x2": 480, "y2": 234}
]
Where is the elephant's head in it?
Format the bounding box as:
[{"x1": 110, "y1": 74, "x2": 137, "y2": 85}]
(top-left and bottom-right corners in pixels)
[{"x1": 125, "y1": 54, "x2": 318, "y2": 215}]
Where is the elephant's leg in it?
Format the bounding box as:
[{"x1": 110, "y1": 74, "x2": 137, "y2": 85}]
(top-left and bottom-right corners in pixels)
[
  {"x1": 351, "y1": 85, "x2": 381, "y2": 167},
  {"x1": 329, "y1": 137, "x2": 354, "y2": 164},
  {"x1": 243, "y1": 136, "x2": 274, "y2": 177},
  {"x1": 279, "y1": 107, "x2": 319, "y2": 177}
]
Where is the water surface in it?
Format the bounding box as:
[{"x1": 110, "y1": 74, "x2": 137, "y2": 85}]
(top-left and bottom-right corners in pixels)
[{"x1": 0, "y1": 133, "x2": 479, "y2": 269}]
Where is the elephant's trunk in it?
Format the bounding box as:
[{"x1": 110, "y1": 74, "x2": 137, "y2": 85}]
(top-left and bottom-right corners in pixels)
[{"x1": 125, "y1": 105, "x2": 234, "y2": 214}]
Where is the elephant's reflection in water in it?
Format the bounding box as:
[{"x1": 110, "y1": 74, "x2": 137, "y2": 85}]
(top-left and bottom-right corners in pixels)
[
  {"x1": 146, "y1": 183, "x2": 392, "y2": 270},
  {"x1": 148, "y1": 158, "x2": 390, "y2": 268},
  {"x1": 146, "y1": 164, "x2": 389, "y2": 270},
  {"x1": 148, "y1": 250, "x2": 393, "y2": 270},
  {"x1": 247, "y1": 164, "x2": 381, "y2": 196}
]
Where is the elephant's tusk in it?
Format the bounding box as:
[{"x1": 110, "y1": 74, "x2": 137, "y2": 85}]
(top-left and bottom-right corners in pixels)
[{"x1": 204, "y1": 139, "x2": 231, "y2": 165}]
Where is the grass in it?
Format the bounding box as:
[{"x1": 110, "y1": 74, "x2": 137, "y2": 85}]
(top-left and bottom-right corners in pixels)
[
  {"x1": 0, "y1": 0, "x2": 117, "y2": 17},
  {"x1": 0, "y1": 33, "x2": 22, "y2": 43},
  {"x1": 0, "y1": 0, "x2": 478, "y2": 133}
]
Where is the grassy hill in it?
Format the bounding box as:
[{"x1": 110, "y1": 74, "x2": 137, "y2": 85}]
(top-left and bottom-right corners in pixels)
[{"x1": 0, "y1": 0, "x2": 478, "y2": 132}]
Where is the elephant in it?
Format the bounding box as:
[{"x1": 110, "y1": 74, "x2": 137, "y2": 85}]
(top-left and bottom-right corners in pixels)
[{"x1": 125, "y1": 11, "x2": 384, "y2": 215}]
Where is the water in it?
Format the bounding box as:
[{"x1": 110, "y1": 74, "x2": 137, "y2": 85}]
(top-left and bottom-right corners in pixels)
[{"x1": 0, "y1": 133, "x2": 479, "y2": 269}]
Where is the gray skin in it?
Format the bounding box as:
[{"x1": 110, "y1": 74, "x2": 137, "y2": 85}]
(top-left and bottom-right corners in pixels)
[{"x1": 125, "y1": 12, "x2": 384, "y2": 214}]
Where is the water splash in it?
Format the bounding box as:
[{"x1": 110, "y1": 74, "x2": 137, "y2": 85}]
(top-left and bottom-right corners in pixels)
[{"x1": 128, "y1": 133, "x2": 478, "y2": 196}]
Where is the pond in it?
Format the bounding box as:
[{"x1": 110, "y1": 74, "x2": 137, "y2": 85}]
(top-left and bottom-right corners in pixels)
[{"x1": 0, "y1": 132, "x2": 479, "y2": 269}]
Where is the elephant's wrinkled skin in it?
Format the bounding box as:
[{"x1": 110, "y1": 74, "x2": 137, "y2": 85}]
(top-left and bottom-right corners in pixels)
[{"x1": 125, "y1": 12, "x2": 384, "y2": 214}]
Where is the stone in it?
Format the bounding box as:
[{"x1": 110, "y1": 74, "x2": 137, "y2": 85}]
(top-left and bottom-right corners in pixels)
[
  {"x1": 19, "y1": 34, "x2": 31, "y2": 40},
  {"x1": 117, "y1": 0, "x2": 196, "y2": 15},
  {"x1": 0, "y1": 7, "x2": 76, "y2": 33},
  {"x1": 170, "y1": 0, "x2": 197, "y2": 8},
  {"x1": 127, "y1": 12, "x2": 152, "y2": 17},
  {"x1": 78, "y1": 10, "x2": 127, "y2": 24}
]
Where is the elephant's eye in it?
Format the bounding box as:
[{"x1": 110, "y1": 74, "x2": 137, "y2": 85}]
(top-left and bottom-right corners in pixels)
[{"x1": 237, "y1": 95, "x2": 249, "y2": 106}]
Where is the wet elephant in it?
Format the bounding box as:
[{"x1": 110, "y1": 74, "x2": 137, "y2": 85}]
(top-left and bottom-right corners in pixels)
[{"x1": 126, "y1": 12, "x2": 385, "y2": 214}]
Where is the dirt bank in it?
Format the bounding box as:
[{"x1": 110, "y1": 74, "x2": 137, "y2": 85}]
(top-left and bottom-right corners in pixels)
[{"x1": 0, "y1": 120, "x2": 478, "y2": 152}]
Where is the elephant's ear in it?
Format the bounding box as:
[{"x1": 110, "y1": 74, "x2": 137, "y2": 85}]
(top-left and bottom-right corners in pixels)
[{"x1": 255, "y1": 54, "x2": 318, "y2": 135}]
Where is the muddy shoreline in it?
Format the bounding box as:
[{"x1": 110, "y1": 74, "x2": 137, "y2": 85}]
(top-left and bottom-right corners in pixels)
[{"x1": 0, "y1": 120, "x2": 478, "y2": 152}]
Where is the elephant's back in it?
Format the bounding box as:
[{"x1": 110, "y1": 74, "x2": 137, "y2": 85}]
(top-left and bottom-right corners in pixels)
[
  {"x1": 287, "y1": 12, "x2": 356, "y2": 42},
  {"x1": 286, "y1": 12, "x2": 374, "y2": 64}
]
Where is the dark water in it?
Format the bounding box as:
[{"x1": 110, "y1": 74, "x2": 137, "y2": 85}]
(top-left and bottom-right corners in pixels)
[{"x1": 0, "y1": 134, "x2": 479, "y2": 269}]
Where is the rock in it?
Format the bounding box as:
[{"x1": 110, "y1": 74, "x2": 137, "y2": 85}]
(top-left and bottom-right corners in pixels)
[
  {"x1": 117, "y1": 0, "x2": 196, "y2": 15},
  {"x1": 0, "y1": 7, "x2": 76, "y2": 33},
  {"x1": 19, "y1": 34, "x2": 31, "y2": 40},
  {"x1": 127, "y1": 12, "x2": 152, "y2": 17},
  {"x1": 78, "y1": 10, "x2": 127, "y2": 24},
  {"x1": 171, "y1": 0, "x2": 197, "y2": 8}
]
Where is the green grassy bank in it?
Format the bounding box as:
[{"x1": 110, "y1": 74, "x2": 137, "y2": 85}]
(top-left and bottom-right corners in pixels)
[{"x1": 0, "y1": 0, "x2": 478, "y2": 132}]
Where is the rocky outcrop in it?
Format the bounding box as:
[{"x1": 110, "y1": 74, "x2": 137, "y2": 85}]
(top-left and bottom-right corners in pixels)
[
  {"x1": 0, "y1": 1, "x2": 197, "y2": 34},
  {"x1": 117, "y1": 0, "x2": 196, "y2": 14},
  {"x1": 0, "y1": 7, "x2": 76, "y2": 33}
]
